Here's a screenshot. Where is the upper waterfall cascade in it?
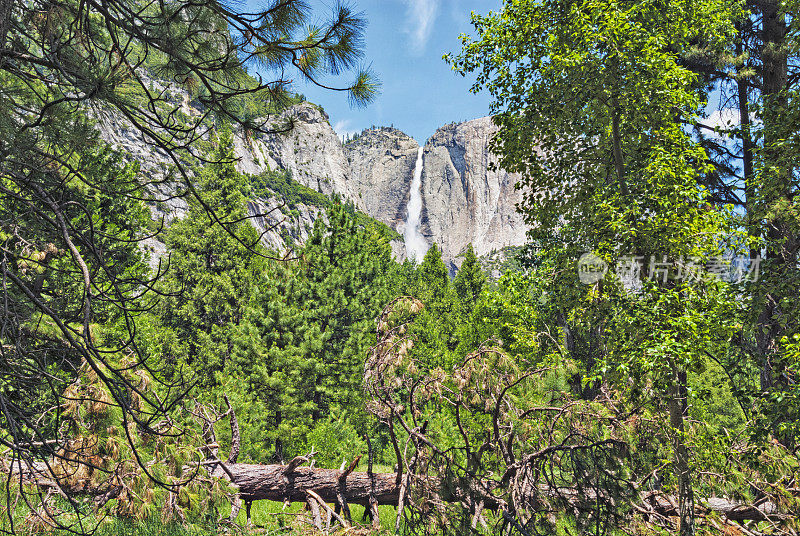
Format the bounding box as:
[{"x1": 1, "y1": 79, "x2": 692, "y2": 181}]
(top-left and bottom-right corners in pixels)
[{"x1": 404, "y1": 146, "x2": 429, "y2": 262}]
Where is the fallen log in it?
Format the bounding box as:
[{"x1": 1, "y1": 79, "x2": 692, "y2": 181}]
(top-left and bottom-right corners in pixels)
[
  {"x1": 207, "y1": 462, "x2": 789, "y2": 523},
  {"x1": 642, "y1": 491, "x2": 789, "y2": 522},
  {"x1": 208, "y1": 462, "x2": 401, "y2": 506},
  {"x1": 703, "y1": 497, "x2": 785, "y2": 522},
  {"x1": 6, "y1": 458, "x2": 790, "y2": 523}
]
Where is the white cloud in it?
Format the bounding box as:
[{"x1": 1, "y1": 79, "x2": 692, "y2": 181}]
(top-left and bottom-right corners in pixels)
[
  {"x1": 333, "y1": 119, "x2": 359, "y2": 141},
  {"x1": 705, "y1": 108, "x2": 741, "y2": 132},
  {"x1": 702, "y1": 107, "x2": 758, "y2": 139},
  {"x1": 404, "y1": 0, "x2": 441, "y2": 55}
]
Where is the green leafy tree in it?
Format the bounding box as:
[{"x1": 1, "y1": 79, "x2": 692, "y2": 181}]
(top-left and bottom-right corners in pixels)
[
  {"x1": 297, "y1": 201, "x2": 399, "y2": 416},
  {"x1": 447, "y1": 1, "x2": 742, "y2": 533}
]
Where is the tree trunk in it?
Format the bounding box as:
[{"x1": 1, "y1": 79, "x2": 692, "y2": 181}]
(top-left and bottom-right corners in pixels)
[
  {"x1": 757, "y1": 0, "x2": 790, "y2": 393},
  {"x1": 610, "y1": 93, "x2": 629, "y2": 199},
  {"x1": 736, "y1": 26, "x2": 756, "y2": 259},
  {"x1": 668, "y1": 370, "x2": 694, "y2": 536},
  {"x1": 0, "y1": 0, "x2": 13, "y2": 62}
]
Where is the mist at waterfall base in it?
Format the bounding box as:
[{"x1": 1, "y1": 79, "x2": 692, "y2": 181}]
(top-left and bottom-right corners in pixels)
[{"x1": 404, "y1": 146, "x2": 429, "y2": 263}]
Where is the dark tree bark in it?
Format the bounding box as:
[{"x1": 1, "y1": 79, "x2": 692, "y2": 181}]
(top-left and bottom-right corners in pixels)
[
  {"x1": 757, "y1": 0, "x2": 791, "y2": 393},
  {"x1": 736, "y1": 26, "x2": 756, "y2": 259},
  {"x1": 0, "y1": 0, "x2": 12, "y2": 54},
  {"x1": 668, "y1": 369, "x2": 695, "y2": 536}
]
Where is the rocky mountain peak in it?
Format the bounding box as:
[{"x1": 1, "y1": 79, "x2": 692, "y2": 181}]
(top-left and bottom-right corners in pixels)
[
  {"x1": 289, "y1": 102, "x2": 330, "y2": 124},
  {"x1": 346, "y1": 126, "x2": 413, "y2": 147},
  {"x1": 94, "y1": 84, "x2": 529, "y2": 266}
]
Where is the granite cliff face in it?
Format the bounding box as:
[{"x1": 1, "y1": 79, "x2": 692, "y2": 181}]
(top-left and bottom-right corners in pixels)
[
  {"x1": 96, "y1": 100, "x2": 339, "y2": 259},
  {"x1": 251, "y1": 107, "x2": 529, "y2": 265},
  {"x1": 245, "y1": 109, "x2": 420, "y2": 232},
  {"x1": 240, "y1": 103, "x2": 350, "y2": 196},
  {"x1": 95, "y1": 91, "x2": 528, "y2": 266},
  {"x1": 344, "y1": 128, "x2": 419, "y2": 230},
  {"x1": 419, "y1": 117, "x2": 528, "y2": 268},
  {"x1": 246, "y1": 197, "x2": 323, "y2": 251}
]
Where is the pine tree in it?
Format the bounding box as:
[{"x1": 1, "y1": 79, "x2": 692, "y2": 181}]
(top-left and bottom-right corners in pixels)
[
  {"x1": 298, "y1": 201, "x2": 397, "y2": 416},
  {"x1": 407, "y1": 243, "x2": 463, "y2": 369},
  {"x1": 417, "y1": 243, "x2": 451, "y2": 311},
  {"x1": 227, "y1": 199, "x2": 399, "y2": 461},
  {"x1": 454, "y1": 244, "x2": 485, "y2": 309},
  {"x1": 161, "y1": 129, "x2": 265, "y2": 384}
]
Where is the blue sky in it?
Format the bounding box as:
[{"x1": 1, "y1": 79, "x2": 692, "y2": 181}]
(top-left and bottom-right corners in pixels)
[{"x1": 293, "y1": 0, "x2": 502, "y2": 144}]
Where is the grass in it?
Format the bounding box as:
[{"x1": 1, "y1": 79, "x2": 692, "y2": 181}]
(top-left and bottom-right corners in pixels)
[
  {"x1": 0, "y1": 494, "x2": 210, "y2": 536},
  {"x1": 2, "y1": 499, "x2": 400, "y2": 535},
  {"x1": 233, "y1": 500, "x2": 398, "y2": 534},
  {"x1": 94, "y1": 518, "x2": 206, "y2": 536}
]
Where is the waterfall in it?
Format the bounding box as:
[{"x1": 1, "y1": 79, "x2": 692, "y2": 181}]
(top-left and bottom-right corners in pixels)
[{"x1": 404, "y1": 146, "x2": 429, "y2": 262}]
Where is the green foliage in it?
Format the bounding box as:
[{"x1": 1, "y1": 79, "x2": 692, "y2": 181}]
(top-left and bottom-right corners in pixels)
[
  {"x1": 448, "y1": 0, "x2": 736, "y2": 262},
  {"x1": 755, "y1": 334, "x2": 800, "y2": 443},
  {"x1": 159, "y1": 129, "x2": 266, "y2": 384},
  {"x1": 689, "y1": 356, "x2": 747, "y2": 437},
  {"x1": 7, "y1": 0, "x2": 800, "y2": 532},
  {"x1": 441, "y1": 2, "x2": 800, "y2": 533},
  {"x1": 477, "y1": 245, "x2": 531, "y2": 279},
  {"x1": 251, "y1": 168, "x2": 330, "y2": 209},
  {"x1": 198, "y1": 72, "x2": 305, "y2": 128},
  {"x1": 601, "y1": 280, "x2": 737, "y2": 394},
  {"x1": 225, "y1": 198, "x2": 399, "y2": 462},
  {"x1": 1, "y1": 0, "x2": 382, "y2": 531},
  {"x1": 415, "y1": 244, "x2": 451, "y2": 309},
  {"x1": 471, "y1": 270, "x2": 550, "y2": 365},
  {"x1": 305, "y1": 414, "x2": 367, "y2": 469},
  {"x1": 0, "y1": 360, "x2": 235, "y2": 533},
  {"x1": 403, "y1": 245, "x2": 461, "y2": 370},
  {"x1": 453, "y1": 244, "x2": 485, "y2": 309},
  {"x1": 0, "y1": 141, "x2": 154, "y2": 445}
]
